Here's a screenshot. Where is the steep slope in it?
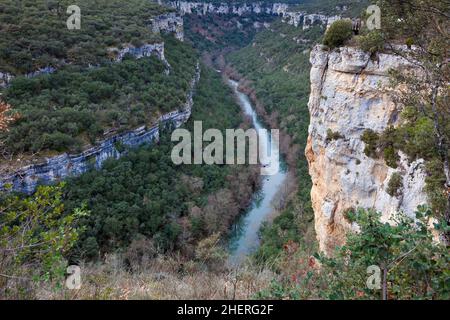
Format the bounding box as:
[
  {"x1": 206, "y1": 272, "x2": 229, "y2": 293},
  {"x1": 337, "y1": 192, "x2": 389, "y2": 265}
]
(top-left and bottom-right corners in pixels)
[{"x1": 306, "y1": 45, "x2": 428, "y2": 254}]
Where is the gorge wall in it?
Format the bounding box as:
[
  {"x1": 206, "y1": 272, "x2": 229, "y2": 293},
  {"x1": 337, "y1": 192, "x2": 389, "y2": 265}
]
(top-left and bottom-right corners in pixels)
[
  {"x1": 306, "y1": 45, "x2": 428, "y2": 254},
  {"x1": 164, "y1": 1, "x2": 340, "y2": 30},
  {"x1": 0, "y1": 11, "x2": 183, "y2": 87},
  {"x1": 0, "y1": 65, "x2": 200, "y2": 194},
  {"x1": 151, "y1": 12, "x2": 185, "y2": 41}
]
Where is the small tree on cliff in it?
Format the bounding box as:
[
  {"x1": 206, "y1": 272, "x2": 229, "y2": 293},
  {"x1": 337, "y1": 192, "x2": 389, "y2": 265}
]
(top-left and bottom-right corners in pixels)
[
  {"x1": 0, "y1": 101, "x2": 17, "y2": 132},
  {"x1": 316, "y1": 207, "x2": 449, "y2": 300},
  {"x1": 323, "y1": 20, "x2": 353, "y2": 48}
]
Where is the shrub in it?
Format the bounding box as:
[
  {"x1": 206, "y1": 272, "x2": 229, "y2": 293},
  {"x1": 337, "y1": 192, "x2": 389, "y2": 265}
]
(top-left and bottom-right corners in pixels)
[
  {"x1": 323, "y1": 20, "x2": 353, "y2": 48},
  {"x1": 326, "y1": 129, "x2": 344, "y2": 142},
  {"x1": 387, "y1": 172, "x2": 403, "y2": 197},
  {"x1": 361, "y1": 129, "x2": 379, "y2": 157},
  {"x1": 357, "y1": 30, "x2": 385, "y2": 54},
  {"x1": 383, "y1": 146, "x2": 399, "y2": 168}
]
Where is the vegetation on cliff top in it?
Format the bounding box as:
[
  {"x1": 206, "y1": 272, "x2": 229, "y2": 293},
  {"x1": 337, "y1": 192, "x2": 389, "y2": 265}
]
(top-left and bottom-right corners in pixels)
[
  {"x1": 257, "y1": 207, "x2": 449, "y2": 300},
  {"x1": 0, "y1": 0, "x2": 171, "y2": 74},
  {"x1": 0, "y1": 184, "x2": 88, "y2": 299}
]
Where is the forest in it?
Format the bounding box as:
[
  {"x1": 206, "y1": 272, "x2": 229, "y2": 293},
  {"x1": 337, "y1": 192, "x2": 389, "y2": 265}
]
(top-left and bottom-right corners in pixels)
[
  {"x1": 0, "y1": 36, "x2": 197, "y2": 156},
  {"x1": 0, "y1": 0, "x2": 448, "y2": 301},
  {"x1": 0, "y1": 0, "x2": 171, "y2": 74}
]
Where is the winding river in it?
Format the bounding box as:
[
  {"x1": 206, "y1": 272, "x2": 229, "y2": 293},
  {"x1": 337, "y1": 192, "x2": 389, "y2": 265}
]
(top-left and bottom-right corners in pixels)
[{"x1": 227, "y1": 79, "x2": 288, "y2": 265}]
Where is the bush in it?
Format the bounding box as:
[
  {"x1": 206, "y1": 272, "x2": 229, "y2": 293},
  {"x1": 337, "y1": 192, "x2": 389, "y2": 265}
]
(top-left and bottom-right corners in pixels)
[
  {"x1": 323, "y1": 20, "x2": 353, "y2": 48},
  {"x1": 357, "y1": 30, "x2": 385, "y2": 54},
  {"x1": 361, "y1": 129, "x2": 379, "y2": 157},
  {"x1": 387, "y1": 172, "x2": 403, "y2": 197},
  {"x1": 326, "y1": 129, "x2": 344, "y2": 142}
]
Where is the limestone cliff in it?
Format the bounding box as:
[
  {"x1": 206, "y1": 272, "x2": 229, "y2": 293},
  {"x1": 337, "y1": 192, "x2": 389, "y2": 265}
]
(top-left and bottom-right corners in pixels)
[
  {"x1": 151, "y1": 12, "x2": 185, "y2": 41},
  {"x1": 164, "y1": 1, "x2": 338, "y2": 30},
  {"x1": 0, "y1": 10, "x2": 183, "y2": 87},
  {"x1": 305, "y1": 45, "x2": 428, "y2": 254}
]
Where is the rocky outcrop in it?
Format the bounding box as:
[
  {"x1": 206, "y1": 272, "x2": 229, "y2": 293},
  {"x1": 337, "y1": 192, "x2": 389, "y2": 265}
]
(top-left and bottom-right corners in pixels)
[
  {"x1": 164, "y1": 1, "x2": 337, "y2": 30},
  {"x1": 151, "y1": 12, "x2": 185, "y2": 41},
  {"x1": 0, "y1": 65, "x2": 200, "y2": 194},
  {"x1": 306, "y1": 45, "x2": 427, "y2": 255},
  {"x1": 109, "y1": 42, "x2": 171, "y2": 73},
  {"x1": 0, "y1": 67, "x2": 57, "y2": 88}
]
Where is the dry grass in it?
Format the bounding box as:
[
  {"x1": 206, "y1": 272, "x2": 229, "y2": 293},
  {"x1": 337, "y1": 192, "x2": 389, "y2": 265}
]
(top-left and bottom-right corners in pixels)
[{"x1": 36, "y1": 253, "x2": 276, "y2": 300}]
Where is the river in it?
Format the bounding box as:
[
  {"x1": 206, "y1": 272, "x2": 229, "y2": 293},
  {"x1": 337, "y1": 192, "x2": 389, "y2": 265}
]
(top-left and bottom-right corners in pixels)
[{"x1": 227, "y1": 79, "x2": 288, "y2": 265}]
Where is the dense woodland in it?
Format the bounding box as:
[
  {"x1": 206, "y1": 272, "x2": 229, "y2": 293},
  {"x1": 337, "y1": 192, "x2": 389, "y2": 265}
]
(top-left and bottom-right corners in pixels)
[
  {"x1": 1, "y1": 36, "x2": 197, "y2": 156},
  {"x1": 0, "y1": 0, "x2": 448, "y2": 300}
]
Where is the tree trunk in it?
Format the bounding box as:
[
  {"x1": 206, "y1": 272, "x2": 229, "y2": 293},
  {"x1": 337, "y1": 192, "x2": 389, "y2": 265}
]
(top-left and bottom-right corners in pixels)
[
  {"x1": 430, "y1": 80, "x2": 450, "y2": 239},
  {"x1": 382, "y1": 265, "x2": 388, "y2": 300}
]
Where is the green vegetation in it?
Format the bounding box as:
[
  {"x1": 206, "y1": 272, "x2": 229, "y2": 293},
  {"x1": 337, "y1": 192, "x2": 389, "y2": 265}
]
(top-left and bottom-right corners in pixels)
[
  {"x1": 356, "y1": 30, "x2": 385, "y2": 54},
  {"x1": 323, "y1": 19, "x2": 353, "y2": 48},
  {"x1": 0, "y1": 184, "x2": 87, "y2": 299},
  {"x1": 387, "y1": 172, "x2": 403, "y2": 197},
  {"x1": 326, "y1": 129, "x2": 344, "y2": 142},
  {"x1": 63, "y1": 66, "x2": 259, "y2": 260},
  {"x1": 228, "y1": 21, "x2": 323, "y2": 261},
  {"x1": 0, "y1": 0, "x2": 170, "y2": 74},
  {"x1": 258, "y1": 207, "x2": 450, "y2": 299},
  {"x1": 291, "y1": 0, "x2": 369, "y2": 17},
  {"x1": 0, "y1": 37, "x2": 197, "y2": 155},
  {"x1": 361, "y1": 129, "x2": 379, "y2": 158},
  {"x1": 357, "y1": 0, "x2": 450, "y2": 222}
]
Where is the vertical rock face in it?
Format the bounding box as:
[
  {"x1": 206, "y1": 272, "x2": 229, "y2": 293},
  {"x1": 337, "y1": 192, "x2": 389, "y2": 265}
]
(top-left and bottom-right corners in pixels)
[
  {"x1": 164, "y1": 1, "x2": 336, "y2": 29},
  {"x1": 0, "y1": 65, "x2": 200, "y2": 194},
  {"x1": 306, "y1": 45, "x2": 428, "y2": 255},
  {"x1": 0, "y1": 67, "x2": 57, "y2": 88},
  {"x1": 109, "y1": 42, "x2": 172, "y2": 73},
  {"x1": 151, "y1": 12, "x2": 185, "y2": 41}
]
